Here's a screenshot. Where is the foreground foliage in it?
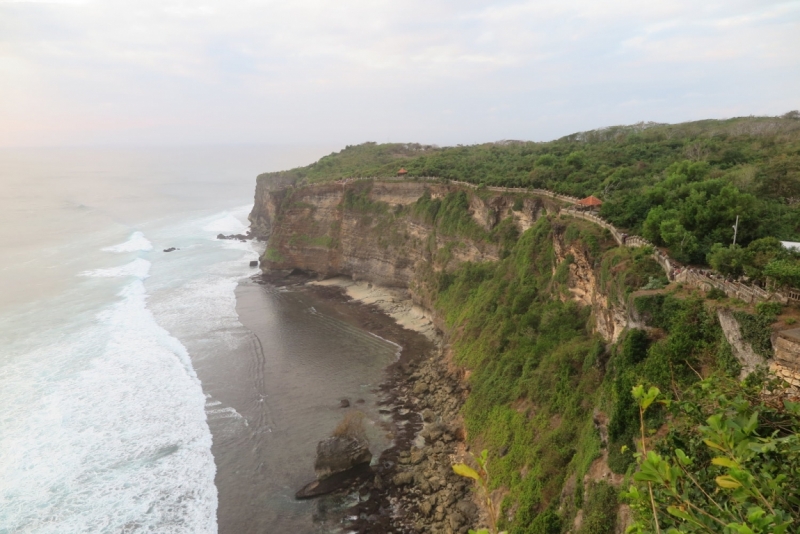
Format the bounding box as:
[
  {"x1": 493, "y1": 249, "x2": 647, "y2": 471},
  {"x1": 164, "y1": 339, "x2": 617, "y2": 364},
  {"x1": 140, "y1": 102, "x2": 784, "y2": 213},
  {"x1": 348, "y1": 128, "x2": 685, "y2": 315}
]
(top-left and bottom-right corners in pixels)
[
  {"x1": 453, "y1": 450, "x2": 508, "y2": 534},
  {"x1": 625, "y1": 378, "x2": 800, "y2": 533}
]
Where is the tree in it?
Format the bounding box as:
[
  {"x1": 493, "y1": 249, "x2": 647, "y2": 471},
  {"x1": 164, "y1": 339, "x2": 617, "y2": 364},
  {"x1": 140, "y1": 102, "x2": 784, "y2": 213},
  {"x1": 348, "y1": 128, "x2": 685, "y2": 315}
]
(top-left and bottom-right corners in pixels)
[
  {"x1": 707, "y1": 244, "x2": 746, "y2": 277},
  {"x1": 763, "y1": 259, "x2": 800, "y2": 289},
  {"x1": 743, "y1": 238, "x2": 788, "y2": 280}
]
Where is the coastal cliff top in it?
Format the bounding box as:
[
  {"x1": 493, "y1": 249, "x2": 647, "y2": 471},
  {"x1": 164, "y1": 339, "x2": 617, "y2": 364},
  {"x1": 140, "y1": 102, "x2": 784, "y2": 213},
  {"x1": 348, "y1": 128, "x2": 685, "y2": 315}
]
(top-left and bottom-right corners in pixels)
[
  {"x1": 258, "y1": 113, "x2": 800, "y2": 190},
  {"x1": 257, "y1": 113, "x2": 800, "y2": 266}
]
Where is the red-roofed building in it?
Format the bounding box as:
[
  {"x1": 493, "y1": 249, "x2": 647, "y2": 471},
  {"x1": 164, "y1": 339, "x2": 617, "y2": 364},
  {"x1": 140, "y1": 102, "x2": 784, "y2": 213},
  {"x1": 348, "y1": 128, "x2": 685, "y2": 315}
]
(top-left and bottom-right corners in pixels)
[
  {"x1": 397, "y1": 168, "x2": 408, "y2": 176},
  {"x1": 576, "y1": 195, "x2": 603, "y2": 210}
]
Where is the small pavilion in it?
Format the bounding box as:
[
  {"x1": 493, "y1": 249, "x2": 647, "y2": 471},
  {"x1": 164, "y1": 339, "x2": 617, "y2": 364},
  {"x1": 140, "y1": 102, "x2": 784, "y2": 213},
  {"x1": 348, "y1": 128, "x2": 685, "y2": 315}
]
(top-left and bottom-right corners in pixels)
[
  {"x1": 576, "y1": 195, "x2": 603, "y2": 211},
  {"x1": 397, "y1": 168, "x2": 408, "y2": 177}
]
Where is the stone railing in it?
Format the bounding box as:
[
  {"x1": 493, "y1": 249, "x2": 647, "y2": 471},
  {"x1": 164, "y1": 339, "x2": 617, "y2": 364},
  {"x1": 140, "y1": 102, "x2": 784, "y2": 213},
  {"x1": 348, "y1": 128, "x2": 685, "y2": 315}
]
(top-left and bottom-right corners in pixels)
[
  {"x1": 330, "y1": 175, "x2": 796, "y2": 304},
  {"x1": 561, "y1": 208, "x2": 677, "y2": 280},
  {"x1": 334, "y1": 176, "x2": 440, "y2": 185},
  {"x1": 332, "y1": 176, "x2": 582, "y2": 206},
  {"x1": 562, "y1": 208, "x2": 623, "y2": 244},
  {"x1": 676, "y1": 270, "x2": 781, "y2": 304},
  {"x1": 785, "y1": 288, "x2": 800, "y2": 302}
]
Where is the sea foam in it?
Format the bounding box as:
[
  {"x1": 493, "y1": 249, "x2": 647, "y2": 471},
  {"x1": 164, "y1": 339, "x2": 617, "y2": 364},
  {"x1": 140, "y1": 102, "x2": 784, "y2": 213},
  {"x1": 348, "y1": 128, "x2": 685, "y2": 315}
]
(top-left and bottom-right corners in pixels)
[
  {"x1": 202, "y1": 212, "x2": 248, "y2": 235},
  {"x1": 0, "y1": 277, "x2": 218, "y2": 533},
  {"x1": 80, "y1": 258, "x2": 151, "y2": 279},
  {"x1": 102, "y1": 231, "x2": 153, "y2": 253}
]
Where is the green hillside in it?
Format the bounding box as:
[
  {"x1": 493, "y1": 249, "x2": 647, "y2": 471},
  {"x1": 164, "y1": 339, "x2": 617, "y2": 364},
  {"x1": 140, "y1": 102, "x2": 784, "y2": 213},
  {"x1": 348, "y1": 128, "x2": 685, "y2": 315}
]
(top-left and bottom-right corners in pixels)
[
  {"x1": 259, "y1": 114, "x2": 800, "y2": 267},
  {"x1": 256, "y1": 115, "x2": 800, "y2": 532}
]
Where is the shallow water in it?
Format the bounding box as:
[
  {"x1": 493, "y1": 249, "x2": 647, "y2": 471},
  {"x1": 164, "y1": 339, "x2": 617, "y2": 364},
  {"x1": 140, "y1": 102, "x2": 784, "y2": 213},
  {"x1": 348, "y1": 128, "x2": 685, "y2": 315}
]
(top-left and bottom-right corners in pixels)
[
  {"x1": 0, "y1": 146, "x2": 399, "y2": 533},
  {"x1": 208, "y1": 281, "x2": 398, "y2": 533}
]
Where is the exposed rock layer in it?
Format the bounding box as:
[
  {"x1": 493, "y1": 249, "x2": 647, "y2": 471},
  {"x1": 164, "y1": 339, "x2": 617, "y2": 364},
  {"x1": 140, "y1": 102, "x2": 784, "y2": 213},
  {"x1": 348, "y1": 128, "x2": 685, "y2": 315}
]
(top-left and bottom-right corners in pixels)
[
  {"x1": 249, "y1": 179, "x2": 622, "y2": 342},
  {"x1": 248, "y1": 178, "x2": 796, "y2": 531}
]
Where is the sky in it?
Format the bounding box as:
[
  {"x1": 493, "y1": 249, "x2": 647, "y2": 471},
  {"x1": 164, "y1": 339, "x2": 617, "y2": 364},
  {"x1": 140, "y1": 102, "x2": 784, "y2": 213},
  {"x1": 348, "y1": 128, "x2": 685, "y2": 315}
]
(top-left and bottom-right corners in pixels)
[{"x1": 1, "y1": 0, "x2": 799, "y2": 148}]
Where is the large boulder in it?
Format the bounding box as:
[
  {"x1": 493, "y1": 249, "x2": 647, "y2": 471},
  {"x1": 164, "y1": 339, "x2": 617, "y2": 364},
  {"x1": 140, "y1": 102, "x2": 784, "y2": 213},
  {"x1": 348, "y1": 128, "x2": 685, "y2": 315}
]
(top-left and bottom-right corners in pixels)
[{"x1": 314, "y1": 435, "x2": 372, "y2": 480}]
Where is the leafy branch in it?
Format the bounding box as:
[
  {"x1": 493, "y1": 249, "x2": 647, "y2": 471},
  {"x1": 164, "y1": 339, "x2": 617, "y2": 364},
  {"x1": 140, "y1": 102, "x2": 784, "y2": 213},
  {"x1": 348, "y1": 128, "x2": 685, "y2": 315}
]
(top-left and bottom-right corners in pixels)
[{"x1": 623, "y1": 381, "x2": 800, "y2": 534}]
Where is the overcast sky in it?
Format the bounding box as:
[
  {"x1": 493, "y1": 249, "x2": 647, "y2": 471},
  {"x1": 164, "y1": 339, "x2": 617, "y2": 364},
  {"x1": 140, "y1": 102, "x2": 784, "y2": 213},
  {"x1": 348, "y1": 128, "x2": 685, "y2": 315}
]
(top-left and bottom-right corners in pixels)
[{"x1": 1, "y1": 0, "x2": 798, "y2": 148}]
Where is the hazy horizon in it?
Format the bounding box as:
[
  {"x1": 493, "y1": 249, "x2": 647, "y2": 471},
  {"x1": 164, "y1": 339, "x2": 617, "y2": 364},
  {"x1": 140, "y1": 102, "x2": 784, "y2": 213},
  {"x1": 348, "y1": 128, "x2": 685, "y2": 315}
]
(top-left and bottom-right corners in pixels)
[{"x1": 2, "y1": 0, "x2": 798, "y2": 148}]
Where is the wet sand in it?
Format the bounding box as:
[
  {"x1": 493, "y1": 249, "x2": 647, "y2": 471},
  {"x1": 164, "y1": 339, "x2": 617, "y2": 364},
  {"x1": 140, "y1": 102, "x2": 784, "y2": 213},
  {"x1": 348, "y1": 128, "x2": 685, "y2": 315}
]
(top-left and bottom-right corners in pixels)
[{"x1": 201, "y1": 272, "x2": 436, "y2": 533}]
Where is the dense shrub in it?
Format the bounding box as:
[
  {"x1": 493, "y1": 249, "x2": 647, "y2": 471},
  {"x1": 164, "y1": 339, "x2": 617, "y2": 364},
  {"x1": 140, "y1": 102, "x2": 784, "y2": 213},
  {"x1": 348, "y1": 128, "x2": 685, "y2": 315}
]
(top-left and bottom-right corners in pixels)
[{"x1": 259, "y1": 116, "x2": 800, "y2": 267}]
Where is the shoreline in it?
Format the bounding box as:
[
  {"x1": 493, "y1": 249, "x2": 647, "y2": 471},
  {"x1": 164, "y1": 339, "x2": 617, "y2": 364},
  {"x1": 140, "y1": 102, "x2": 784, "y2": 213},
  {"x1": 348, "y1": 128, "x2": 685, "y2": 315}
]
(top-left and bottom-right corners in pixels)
[
  {"x1": 308, "y1": 277, "x2": 440, "y2": 345},
  {"x1": 261, "y1": 271, "x2": 478, "y2": 533}
]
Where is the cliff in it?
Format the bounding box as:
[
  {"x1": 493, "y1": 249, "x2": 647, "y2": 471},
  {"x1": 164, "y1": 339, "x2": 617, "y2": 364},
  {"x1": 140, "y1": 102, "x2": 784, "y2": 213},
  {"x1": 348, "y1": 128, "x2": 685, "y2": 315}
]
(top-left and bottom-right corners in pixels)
[
  {"x1": 248, "y1": 176, "x2": 800, "y2": 533},
  {"x1": 249, "y1": 178, "x2": 625, "y2": 340},
  {"x1": 253, "y1": 180, "x2": 529, "y2": 280}
]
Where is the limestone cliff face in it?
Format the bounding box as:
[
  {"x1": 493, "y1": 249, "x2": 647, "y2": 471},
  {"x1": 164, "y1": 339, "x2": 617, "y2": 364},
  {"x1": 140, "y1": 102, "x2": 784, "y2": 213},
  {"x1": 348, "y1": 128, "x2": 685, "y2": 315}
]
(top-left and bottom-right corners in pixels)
[
  {"x1": 552, "y1": 229, "x2": 629, "y2": 343},
  {"x1": 251, "y1": 180, "x2": 523, "y2": 287},
  {"x1": 250, "y1": 178, "x2": 628, "y2": 342},
  {"x1": 249, "y1": 173, "x2": 299, "y2": 236}
]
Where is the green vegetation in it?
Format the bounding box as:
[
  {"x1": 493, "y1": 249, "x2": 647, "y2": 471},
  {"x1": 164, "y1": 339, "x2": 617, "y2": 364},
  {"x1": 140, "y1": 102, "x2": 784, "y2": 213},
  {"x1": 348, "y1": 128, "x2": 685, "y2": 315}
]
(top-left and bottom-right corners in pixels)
[
  {"x1": 258, "y1": 115, "x2": 800, "y2": 532},
  {"x1": 422, "y1": 209, "x2": 786, "y2": 532},
  {"x1": 731, "y1": 309, "x2": 778, "y2": 359},
  {"x1": 625, "y1": 379, "x2": 800, "y2": 533},
  {"x1": 453, "y1": 449, "x2": 507, "y2": 534},
  {"x1": 707, "y1": 238, "x2": 800, "y2": 287},
  {"x1": 264, "y1": 247, "x2": 285, "y2": 263},
  {"x1": 577, "y1": 482, "x2": 618, "y2": 534},
  {"x1": 431, "y1": 218, "x2": 607, "y2": 534},
  {"x1": 342, "y1": 182, "x2": 390, "y2": 214},
  {"x1": 288, "y1": 234, "x2": 336, "y2": 248},
  {"x1": 411, "y1": 189, "x2": 490, "y2": 241},
  {"x1": 259, "y1": 115, "x2": 800, "y2": 268}
]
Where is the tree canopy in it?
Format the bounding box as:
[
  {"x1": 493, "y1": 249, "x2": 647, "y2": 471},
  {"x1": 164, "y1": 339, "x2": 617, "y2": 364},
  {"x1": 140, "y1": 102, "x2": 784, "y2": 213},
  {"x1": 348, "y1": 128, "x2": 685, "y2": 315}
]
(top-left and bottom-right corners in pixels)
[{"x1": 258, "y1": 115, "x2": 800, "y2": 267}]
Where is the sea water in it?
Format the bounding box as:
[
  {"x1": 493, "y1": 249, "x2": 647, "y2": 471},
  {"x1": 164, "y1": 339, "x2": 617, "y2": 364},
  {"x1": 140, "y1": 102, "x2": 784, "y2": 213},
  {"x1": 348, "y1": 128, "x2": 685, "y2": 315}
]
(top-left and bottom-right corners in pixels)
[{"x1": 0, "y1": 146, "x2": 372, "y2": 533}]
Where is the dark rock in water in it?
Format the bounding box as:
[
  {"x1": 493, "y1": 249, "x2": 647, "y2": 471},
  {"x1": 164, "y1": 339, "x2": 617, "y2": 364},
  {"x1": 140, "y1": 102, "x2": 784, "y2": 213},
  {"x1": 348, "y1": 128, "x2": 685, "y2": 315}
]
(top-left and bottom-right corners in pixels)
[
  {"x1": 295, "y1": 435, "x2": 373, "y2": 500},
  {"x1": 163, "y1": 247, "x2": 177, "y2": 253},
  {"x1": 355, "y1": 398, "x2": 365, "y2": 405},
  {"x1": 314, "y1": 435, "x2": 372, "y2": 481},
  {"x1": 218, "y1": 232, "x2": 253, "y2": 241},
  {"x1": 249, "y1": 260, "x2": 259, "y2": 267},
  {"x1": 295, "y1": 463, "x2": 373, "y2": 499},
  {"x1": 339, "y1": 398, "x2": 350, "y2": 408}
]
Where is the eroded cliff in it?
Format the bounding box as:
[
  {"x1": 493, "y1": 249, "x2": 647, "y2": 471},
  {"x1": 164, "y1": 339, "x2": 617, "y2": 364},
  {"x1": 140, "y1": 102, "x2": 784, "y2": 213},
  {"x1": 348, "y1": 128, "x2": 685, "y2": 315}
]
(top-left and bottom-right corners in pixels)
[
  {"x1": 247, "y1": 177, "x2": 798, "y2": 533},
  {"x1": 249, "y1": 178, "x2": 628, "y2": 341}
]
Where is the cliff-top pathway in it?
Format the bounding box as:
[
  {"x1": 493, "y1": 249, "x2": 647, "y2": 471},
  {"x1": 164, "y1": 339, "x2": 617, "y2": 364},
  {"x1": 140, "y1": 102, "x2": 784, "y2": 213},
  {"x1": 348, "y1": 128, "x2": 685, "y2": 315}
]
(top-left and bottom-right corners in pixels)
[{"x1": 325, "y1": 175, "x2": 797, "y2": 305}]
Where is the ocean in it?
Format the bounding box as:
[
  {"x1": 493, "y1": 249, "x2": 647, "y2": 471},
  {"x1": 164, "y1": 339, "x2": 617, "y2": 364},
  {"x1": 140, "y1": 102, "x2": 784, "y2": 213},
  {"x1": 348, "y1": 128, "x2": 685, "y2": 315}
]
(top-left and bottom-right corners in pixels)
[{"x1": 0, "y1": 146, "x2": 399, "y2": 533}]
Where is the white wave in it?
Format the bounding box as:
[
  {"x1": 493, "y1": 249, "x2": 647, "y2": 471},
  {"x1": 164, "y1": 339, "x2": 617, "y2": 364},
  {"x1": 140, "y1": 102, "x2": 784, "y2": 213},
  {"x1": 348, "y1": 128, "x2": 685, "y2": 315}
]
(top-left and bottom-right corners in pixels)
[
  {"x1": 0, "y1": 279, "x2": 217, "y2": 534},
  {"x1": 205, "y1": 406, "x2": 244, "y2": 420},
  {"x1": 80, "y1": 258, "x2": 151, "y2": 279},
  {"x1": 102, "y1": 231, "x2": 153, "y2": 253},
  {"x1": 202, "y1": 212, "x2": 248, "y2": 235}
]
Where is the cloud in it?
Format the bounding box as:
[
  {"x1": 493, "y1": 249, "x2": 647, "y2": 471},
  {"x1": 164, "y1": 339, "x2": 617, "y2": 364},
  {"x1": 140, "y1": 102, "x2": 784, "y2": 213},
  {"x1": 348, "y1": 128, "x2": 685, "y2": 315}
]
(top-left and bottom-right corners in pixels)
[{"x1": 0, "y1": 0, "x2": 797, "y2": 147}]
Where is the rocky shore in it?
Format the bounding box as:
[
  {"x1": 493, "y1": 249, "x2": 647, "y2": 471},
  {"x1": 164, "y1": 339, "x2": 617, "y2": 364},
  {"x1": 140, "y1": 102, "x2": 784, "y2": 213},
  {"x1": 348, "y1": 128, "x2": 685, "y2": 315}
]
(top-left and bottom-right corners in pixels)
[
  {"x1": 346, "y1": 351, "x2": 478, "y2": 534},
  {"x1": 262, "y1": 270, "x2": 480, "y2": 533}
]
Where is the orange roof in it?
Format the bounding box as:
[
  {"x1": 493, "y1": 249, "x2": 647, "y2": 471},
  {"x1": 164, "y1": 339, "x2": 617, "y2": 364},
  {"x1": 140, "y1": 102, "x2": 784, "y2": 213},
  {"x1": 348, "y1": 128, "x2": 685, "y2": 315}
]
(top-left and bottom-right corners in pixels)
[
  {"x1": 397, "y1": 168, "x2": 408, "y2": 175},
  {"x1": 576, "y1": 195, "x2": 603, "y2": 207}
]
